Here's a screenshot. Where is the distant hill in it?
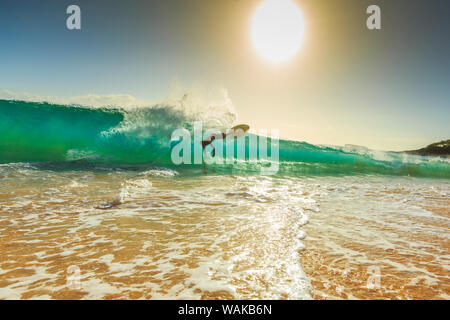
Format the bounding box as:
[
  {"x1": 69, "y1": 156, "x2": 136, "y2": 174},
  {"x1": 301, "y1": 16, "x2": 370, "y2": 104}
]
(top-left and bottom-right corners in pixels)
[{"x1": 402, "y1": 140, "x2": 450, "y2": 157}]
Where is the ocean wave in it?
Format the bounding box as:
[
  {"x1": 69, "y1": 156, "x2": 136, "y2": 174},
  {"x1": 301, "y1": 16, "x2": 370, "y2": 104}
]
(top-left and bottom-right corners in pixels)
[{"x1": 0, "y1": 99, "x2": 449, "y2": 178}]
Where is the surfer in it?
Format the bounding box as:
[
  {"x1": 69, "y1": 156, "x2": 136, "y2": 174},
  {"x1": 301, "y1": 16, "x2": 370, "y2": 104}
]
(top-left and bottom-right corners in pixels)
[
  {"x1": 201, "y1": 133, "x2": 226, "y2": 157},
  {"x1": 201, "y1": 125, "x2": 250, "y2": 157}
]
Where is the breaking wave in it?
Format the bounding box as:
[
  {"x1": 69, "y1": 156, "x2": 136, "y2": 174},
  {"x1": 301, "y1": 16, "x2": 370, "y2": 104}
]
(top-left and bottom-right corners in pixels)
[{"x1": 0, "y1": 99, "x2": 449, "y2": 178}]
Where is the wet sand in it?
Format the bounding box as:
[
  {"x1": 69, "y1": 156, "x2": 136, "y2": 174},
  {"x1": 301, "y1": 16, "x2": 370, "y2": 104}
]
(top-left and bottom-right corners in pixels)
[
  {"x1": 300, "y1": 189, "x2": 449, "y2": 300},
  {"x1": 0, "y1": 167, "x2": 448, "y2": 300}
]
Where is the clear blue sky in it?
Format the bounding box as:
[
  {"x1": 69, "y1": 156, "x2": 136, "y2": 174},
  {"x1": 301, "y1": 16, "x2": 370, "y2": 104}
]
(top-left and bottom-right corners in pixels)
[{"x1": 0, "y1": 0, "x2": 449, "y2": 150}]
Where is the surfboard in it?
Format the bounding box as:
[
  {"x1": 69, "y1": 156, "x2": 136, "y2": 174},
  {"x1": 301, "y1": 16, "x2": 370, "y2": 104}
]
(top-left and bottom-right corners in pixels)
[{"x1": 227, "y1": 124, "x2": 250, "y2": 138}]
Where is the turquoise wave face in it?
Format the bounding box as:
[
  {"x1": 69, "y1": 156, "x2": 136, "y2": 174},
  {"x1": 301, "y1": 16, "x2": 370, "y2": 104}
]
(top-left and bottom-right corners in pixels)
[
  {"x1": 1, "y1": 99, "x2": 449, "y2": 178},
  {"x1": 0, "y1": 99, "x2": 183, "y2": 165}
]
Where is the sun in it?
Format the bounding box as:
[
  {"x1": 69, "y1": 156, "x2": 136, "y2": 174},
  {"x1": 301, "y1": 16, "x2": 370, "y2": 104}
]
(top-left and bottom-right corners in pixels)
[{"x1": 251, "y1": 0, "x2": 305, "y2": 63}]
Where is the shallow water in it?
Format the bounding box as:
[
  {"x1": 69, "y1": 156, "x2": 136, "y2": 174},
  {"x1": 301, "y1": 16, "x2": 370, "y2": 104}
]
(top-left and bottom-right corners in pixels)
[{"x1": 0, "y1": 164, "x2": 448, "y2": 299}]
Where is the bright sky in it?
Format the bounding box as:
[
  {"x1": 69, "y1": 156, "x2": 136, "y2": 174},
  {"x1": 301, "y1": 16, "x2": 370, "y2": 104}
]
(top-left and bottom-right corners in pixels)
[{"x1": 0, "y1": 0, "x2": 449, "y2": 150}]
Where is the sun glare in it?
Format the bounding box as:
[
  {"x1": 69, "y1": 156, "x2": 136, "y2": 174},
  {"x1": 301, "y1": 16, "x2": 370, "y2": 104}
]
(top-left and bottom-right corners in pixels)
[{"x1": 251, "y1": 0, "x2": 305, "y2": 63}]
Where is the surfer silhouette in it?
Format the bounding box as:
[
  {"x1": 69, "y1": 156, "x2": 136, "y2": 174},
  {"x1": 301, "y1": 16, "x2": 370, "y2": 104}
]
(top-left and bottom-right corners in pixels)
[
  {"x1": 201, "y1": 133, "x2": 226, "y2": 157},
  {"x1": 201, "y1": 124, "x2": 249, "y2": 158}
]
